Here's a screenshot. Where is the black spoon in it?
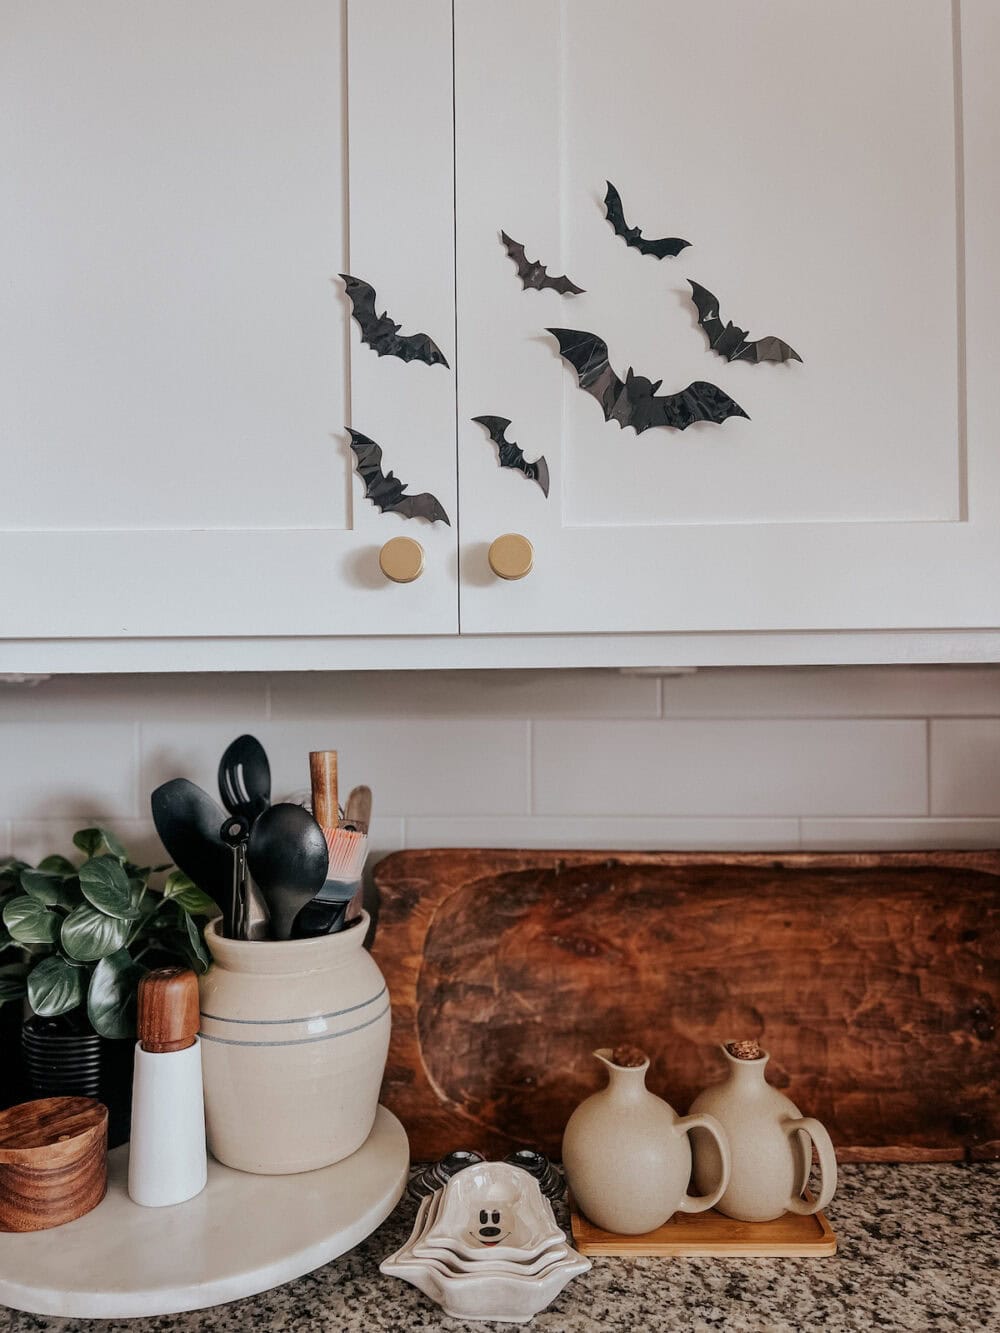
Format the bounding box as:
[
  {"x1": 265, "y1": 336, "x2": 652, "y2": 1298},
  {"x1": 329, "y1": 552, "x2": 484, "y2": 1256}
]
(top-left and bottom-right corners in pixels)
[
  {"x1": 218, "y1": 734, "x2": 271, "y2": 828},
  {"x1": 246, "y1": 803, "x2": 329, "y2": 941},
  {"x1": 151, "y1": 778, "x2": 233, "y2": 934}
]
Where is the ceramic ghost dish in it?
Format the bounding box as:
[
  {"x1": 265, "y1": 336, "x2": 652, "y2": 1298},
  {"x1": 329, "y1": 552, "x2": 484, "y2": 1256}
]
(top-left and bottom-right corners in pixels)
[
  {"x1": 381, "y1": 1165, "x2": 590, "y2": 1324},
  {"x1": 412, "y1": 1190, "x2": 572, "y2": 1276},
  {"x1": 424, "y1": 1161, "x2": 566, "y2": 1261}
]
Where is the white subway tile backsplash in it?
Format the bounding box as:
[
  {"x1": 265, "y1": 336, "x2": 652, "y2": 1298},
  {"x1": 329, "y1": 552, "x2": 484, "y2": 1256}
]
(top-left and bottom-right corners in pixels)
[
  {"x1": 1, "y1": 668, "x2": 996, "y2": 854},
  {"x1": 403, "y1": 816, "x2": 799, "y2": 851},
  {"x1": 801, "y1": 818, "x2": 1000, "y2": 849},
  {"x1": 532, "y1": 719, "x2": 928, "y2": 818},
  {"x1": 930, "y1": 720, "x2": 1000, "y2": 815},
  {"x1": 0, "y1": 674, "x2": 268, "y2": 723},
  {"x1": 270, "y1": 669, "x2": 660, "y2": 720},
  {"x1": 659, "y1": 666, "x2": 1000, "y2": 718},
  {"x1": 0, "y1": 722, "x2": 136, "y2": 820},
  {"x1": 139, "y1": 719, "x2": 530, "y2": 819},
  {"x1": 8, "y1": 819, "x2": 165, "y2": 869}
]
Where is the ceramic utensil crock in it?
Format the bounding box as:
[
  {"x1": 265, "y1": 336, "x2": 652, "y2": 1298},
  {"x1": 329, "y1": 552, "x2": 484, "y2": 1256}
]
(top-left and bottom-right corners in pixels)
[
  {"x1": 689, "y1": 1041, "x2": 837, "y2": 1222},
  {"x1": 199, "y1": 911, "x2": 390, "y2": 1173},
  {"x1": 562, "y1": 1046, "x2": 731, "y2": 1234}
]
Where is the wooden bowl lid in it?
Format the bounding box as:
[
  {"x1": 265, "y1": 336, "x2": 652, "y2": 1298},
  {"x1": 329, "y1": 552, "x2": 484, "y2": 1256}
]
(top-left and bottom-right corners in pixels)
[{"x1": 0, "y1": 1097, "x2": 107, "y2": 1166}]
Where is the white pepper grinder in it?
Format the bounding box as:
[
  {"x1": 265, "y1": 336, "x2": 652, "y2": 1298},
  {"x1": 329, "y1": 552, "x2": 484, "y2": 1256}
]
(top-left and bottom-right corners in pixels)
[{"x1": 128, "y1": 966, "x2": 207, "y2": 1207}]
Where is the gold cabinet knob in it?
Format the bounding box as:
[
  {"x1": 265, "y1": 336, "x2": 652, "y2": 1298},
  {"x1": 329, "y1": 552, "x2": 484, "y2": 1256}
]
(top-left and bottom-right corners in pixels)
[
  {"x1": 488, "y1": 533, "x2": 534, "y2": 581},
  {"x1": 379, "y1": 536, "x2": 424, "y2": 584}
]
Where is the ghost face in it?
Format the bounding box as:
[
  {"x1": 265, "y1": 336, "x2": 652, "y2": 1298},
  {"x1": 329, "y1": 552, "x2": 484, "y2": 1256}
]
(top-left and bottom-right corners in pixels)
[{"x1": 469, "y1": 1206, "x2": 510, "y2": 1247}]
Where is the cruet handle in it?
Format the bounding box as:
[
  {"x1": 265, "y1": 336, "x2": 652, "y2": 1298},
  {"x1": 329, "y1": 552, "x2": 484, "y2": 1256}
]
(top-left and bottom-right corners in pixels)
[
  {"x1": 675, "y1": 1113, "x2": 731, "y2": 1214},
  {"x1": 784, "y1": 1116, "x2": 838, "y2": 1215}
]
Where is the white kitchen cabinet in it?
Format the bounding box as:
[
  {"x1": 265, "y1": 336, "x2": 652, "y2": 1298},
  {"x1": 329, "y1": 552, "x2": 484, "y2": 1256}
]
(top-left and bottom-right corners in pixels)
[
  {"x1": 454, "y1": 0, "x2": 1000, "y2": 635},
  {"x1": 1, "y1": 0, "x2": 999, "y2": 669},
  {"x1": 0, "y1": 0, "x2": 458, "y2": 638}
]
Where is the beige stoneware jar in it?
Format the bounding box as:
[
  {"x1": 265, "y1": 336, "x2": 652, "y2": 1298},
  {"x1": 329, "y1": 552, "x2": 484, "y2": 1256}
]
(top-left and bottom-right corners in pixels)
[
  {"x1": 199, "y1": 913, "x2": 390, "y2": 1174},
  {"x1": 562, "y1": 1047, "x2": 731, "y2": 1234},
  {"x1": 689, "y1": 1043, "x2": 837, "y2": 1221}
]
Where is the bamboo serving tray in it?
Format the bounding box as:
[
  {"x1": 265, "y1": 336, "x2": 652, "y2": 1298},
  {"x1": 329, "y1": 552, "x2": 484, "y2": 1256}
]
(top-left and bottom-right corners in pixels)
[{"x1": 570, "y1": 1199, "x2": 837, "y2": 1258}]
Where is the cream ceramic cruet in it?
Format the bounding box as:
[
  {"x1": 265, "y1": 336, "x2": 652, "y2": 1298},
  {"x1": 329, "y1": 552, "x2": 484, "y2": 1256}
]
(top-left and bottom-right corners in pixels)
[
  {"x1": 689, "y1": 1040, "x2": 837, "y2": 1222},
  {"x1": 562, "y1": 1045, "x2": 731, "y2": 1235}
]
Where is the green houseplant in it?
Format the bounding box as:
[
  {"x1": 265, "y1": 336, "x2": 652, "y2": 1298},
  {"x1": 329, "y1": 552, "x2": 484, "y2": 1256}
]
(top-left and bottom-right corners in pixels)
[{"x1": 0, "y1": 826, "x2": 218, "y2": 1038}]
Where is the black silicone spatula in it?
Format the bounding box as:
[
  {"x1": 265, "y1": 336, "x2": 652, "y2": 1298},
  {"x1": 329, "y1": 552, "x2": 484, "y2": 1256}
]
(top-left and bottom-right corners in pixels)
[
  {"x1": 246, "y1": 803, "x2": 329, "y2": 941},
  {"x1": 151, "y1": 778, "x2": 234, "y2": 934}
]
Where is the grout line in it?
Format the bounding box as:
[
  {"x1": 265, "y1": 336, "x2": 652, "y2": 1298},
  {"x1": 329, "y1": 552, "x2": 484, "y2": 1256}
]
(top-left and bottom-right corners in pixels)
[
  {"x1": 131, "y1": 720, "x2": 142, "y2": 817},
  {"x1": 263, "y1": 677, "x2": 273, "y2": 722},
  {"x1": 655, "y1": 676, "x2": 664, "y2": 718},
  {"x1": 925, "y1": 718, "x2": 933, "y2": 815},
  {"x1": 525, "y1": 720, "x2": 534, "y2": 815}
]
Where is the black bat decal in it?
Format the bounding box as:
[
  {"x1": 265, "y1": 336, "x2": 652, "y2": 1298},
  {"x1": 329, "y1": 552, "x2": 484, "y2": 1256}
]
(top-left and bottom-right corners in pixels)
[
  {"x1": 547, "y1": 328, "x2": 748, "y2": 434},
  {"x1": 500, "y1": 231, "x2": 584, "y2": 296},
  {"x1": 472, "y1": 416, "x2": 550, "y2": 497},
  {"x1": 604, "y1": 181, "x2": 689, "y2": 260},
  {"x1": 688, "y1": 281, "x2": 802, "y2": 365},
  {"x1": 347, "y1": 429, "x2": 450, "y2": 524},
  {"x1": 339, "y1": 274, "x2": 449, "y2": 368}
]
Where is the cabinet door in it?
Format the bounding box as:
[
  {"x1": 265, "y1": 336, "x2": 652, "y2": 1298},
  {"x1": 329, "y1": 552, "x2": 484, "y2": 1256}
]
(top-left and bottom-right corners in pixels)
[
  {"x1": 455, "y1": 0, "x2": 1000, "y2": 634},
  {"x1": 0, "y1": 0, "x2": 457, "y2": 638}
]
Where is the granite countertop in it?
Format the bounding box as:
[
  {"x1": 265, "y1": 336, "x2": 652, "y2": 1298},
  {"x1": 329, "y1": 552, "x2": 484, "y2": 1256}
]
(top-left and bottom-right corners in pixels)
[{"x1": 4, "y1": 1163, "x2": 997, "y2": 1333}]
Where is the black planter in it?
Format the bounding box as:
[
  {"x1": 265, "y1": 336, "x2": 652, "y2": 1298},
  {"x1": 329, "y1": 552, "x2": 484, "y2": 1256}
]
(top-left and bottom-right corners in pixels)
[{"x1": 21, "y1": 1013, "x2": 135, "y2": 1148}]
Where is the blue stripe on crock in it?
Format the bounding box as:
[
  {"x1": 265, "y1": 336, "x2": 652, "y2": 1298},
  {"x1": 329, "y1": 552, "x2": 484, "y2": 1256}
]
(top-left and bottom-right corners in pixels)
[
  {"x1": 198, "y1": 1002, "x2": 390, "y2": 1048},
  {"x1": 199, "y1": 983, "x2": 387, "y2": 1026}
]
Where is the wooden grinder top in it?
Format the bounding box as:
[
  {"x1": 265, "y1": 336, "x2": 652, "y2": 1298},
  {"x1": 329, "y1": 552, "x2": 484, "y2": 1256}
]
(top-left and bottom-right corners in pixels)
[{"x1": 137, "y1": 966, "x2": 200, "y2": 1054}]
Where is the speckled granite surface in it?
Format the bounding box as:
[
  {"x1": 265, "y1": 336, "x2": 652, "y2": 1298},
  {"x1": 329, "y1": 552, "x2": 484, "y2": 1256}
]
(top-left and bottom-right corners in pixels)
[{"x1": 3, "y1": 1164, "x2": 998, "y2": 1333}]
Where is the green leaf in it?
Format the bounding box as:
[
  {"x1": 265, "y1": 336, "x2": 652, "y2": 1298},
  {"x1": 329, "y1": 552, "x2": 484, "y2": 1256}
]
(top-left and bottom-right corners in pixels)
[
  {"x1": 79, "y1": 855, "x2": 137, "y2": 919},
  {"x1": 3, "y1": 897, "x2": 61, "y2": 945},
  {"x1": 182, "y1": 911, "x2": 211, "y2": 972},
  {"x1": 158, "y1": 920, "x2": 210, "y2": 976},
  {"x1": 61, "y1": 903, "x2": 130, "y2": 962},
  {"x1": 27, "y1": 953, "x2": 87, "y2": 1017},
  {"x1": 73, "y1": 827, "x2": 128, "y2": 861},
  {"x1": 88, "y1": 949, "x2": 144, "y2": 1039},
  {"x1": 162, "y1": 870, "x2": 221, "y2": 919},
  {"x1": 0, "y1": 924, "x2": 12, "y2": 951},
  {"x1": 0, "y1": 858, "x2": 29, "y2": 894},
  {"x1": 0, "y1": 961, "x2": 28, "y2": 1004},
  {"x1": 20, "y1": 869, "x2": 80, "y2": 910},
  {"x1": 38, "y1": 855, "x2": 77, "y2": 877}
]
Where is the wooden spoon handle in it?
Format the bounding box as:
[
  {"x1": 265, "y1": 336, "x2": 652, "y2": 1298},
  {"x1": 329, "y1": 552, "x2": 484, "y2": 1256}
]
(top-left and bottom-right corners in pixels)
[{"x1": 309, "y1": 750, "x2": 339, "y2": 829}]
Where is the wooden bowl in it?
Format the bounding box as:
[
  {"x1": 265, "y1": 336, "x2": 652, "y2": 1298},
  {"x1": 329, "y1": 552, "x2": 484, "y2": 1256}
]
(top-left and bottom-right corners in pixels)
[{"x1": 0, "y1": 1096, "x2": 108, "y2": 1232}]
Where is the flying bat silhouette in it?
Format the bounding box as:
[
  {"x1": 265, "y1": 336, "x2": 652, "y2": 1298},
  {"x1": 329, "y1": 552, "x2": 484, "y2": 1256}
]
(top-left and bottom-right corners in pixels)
[
  {"x1": 339, "y1": 274, "x2": 449, "y2": 368},
  {"x1": 688, "y1": 281, "x2": 802, "y2": 365},
  {"x1": 604, "y1": 181, "x2": 689, "y2": 260},
  {"x1": 472, "y1": 416, "x2": 550, "y2": 497},
  {"x1": 500, "y1": 231, "x2": 584, "y2": 296},
  {"x1": 547, "y1": 328, "x2": 748, "y2": 434},
  {"x1": 347, "y1": 429, "x2": 450, "y2": 524}
]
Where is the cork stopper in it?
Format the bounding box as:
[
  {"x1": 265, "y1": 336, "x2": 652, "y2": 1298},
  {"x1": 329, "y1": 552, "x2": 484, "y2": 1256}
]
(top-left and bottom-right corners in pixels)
[
  {"x1": 137, "y1": 967, "x2": 200, "y2": 1054},
  {"x1": 726, "y1": 1038, "x2": 763, "y2": 1061},
  {"x1": 610, "y1": 1044, "x2": 648, "y2": 1068}
]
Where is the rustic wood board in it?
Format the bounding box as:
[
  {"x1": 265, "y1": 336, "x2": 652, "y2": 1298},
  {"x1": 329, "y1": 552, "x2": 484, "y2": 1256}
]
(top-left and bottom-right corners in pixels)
[
  {"x1": 371, "y1": 850, "x2": 1000, "y2": 1163},
  {"x1": 569, "y1": 1198, "x2": 836, "y2": 1258}
]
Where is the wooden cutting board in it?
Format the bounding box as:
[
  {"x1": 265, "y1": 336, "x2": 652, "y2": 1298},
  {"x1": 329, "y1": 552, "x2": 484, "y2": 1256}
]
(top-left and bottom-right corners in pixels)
[{"x1": 371, "y1": 849, "x2": 1000, "y2": 1163}]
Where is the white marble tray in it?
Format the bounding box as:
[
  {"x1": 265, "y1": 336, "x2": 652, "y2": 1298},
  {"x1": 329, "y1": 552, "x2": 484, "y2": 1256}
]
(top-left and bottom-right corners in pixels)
[{"x1": 0, "y1": 1105, "x2": 408, "y2": 1318}]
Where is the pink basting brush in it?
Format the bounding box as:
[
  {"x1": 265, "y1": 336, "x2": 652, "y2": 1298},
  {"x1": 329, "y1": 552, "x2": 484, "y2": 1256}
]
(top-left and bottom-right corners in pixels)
[{"x1": 309, "y1": 752, "x2": 369, "y2": 886}]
